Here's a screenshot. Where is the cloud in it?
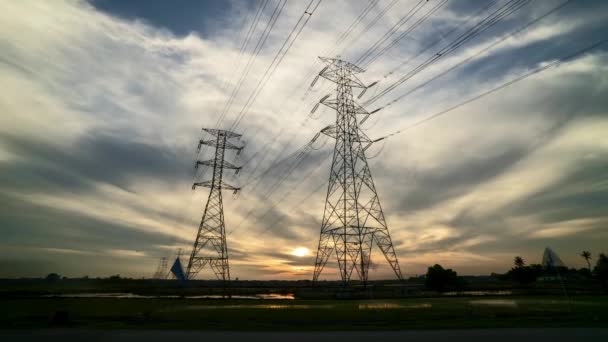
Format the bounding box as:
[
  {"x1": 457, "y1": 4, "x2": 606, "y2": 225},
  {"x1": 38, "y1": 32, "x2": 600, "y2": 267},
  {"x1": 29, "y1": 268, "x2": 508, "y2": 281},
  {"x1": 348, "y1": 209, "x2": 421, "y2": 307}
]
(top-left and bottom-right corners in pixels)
[{"x1": 0, "y1": 0, "x2": 607, "y2": 279}]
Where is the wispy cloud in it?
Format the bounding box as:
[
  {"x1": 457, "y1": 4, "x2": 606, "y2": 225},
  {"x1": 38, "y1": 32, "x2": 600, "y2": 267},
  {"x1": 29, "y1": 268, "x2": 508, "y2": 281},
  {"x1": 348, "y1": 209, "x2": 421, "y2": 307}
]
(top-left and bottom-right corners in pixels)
[{"x1": 0, "y1": 0, "x2": 607, "y2": 279}]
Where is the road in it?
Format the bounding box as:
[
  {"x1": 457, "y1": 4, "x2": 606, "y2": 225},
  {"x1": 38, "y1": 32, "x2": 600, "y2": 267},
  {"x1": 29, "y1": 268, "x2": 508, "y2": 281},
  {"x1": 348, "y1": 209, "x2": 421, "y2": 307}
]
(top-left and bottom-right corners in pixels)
[{"x1": 1, "y1": 329, "x2": 607, "y2": 341}]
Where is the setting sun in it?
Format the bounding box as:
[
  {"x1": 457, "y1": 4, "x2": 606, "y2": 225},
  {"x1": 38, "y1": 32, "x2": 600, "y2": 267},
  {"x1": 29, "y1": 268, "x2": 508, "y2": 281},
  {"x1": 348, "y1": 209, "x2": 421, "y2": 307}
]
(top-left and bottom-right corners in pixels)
[{"x1": 291, "y1": 247, "x2": 310, "y2": 257}]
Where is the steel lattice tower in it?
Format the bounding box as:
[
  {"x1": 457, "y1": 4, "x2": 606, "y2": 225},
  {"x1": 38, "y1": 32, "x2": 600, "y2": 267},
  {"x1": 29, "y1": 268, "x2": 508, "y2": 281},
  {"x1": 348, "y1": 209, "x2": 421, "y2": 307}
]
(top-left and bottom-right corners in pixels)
[
  {"x1": 311, "y1": 57, "x2": 403, "y2": 285},
  {"x1": 186, "y1": 128, "x2": 242, "y2": 281},
  {"x1": 152, "y1": 257, "x2": 168, "y2": 279}
]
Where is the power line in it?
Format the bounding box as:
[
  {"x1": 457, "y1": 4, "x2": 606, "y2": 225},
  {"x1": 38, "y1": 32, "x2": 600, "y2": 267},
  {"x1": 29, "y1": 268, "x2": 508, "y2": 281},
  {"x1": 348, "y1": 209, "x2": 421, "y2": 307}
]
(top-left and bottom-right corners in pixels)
[
  {"x1": 217, "y1": 0, "x2": 286, "y2": 129},
  {"x1": 365, "y1": 0, "x2": 531, "y2": 105},
  {"x1": 362, "y1": 0, "x2": 449, "y2": 67},
  {"x1": 382, "y1": 0, "x2": 502, "y2": 81},
  {"x1": 355, "y1": 0, "x2": 429, "y2": 65},
  {"x1": 230, "y1": 0, "x2": 324, "y2": 132},
  {"x1": 373, "y1": 37, "x2": 608, "y2": 142},
  {"x1": 380, "y1": 0, "x2": 575, "y2": 109},
  {"x1": 214, "y1": 0, "x2": 272, "y2": 131}
]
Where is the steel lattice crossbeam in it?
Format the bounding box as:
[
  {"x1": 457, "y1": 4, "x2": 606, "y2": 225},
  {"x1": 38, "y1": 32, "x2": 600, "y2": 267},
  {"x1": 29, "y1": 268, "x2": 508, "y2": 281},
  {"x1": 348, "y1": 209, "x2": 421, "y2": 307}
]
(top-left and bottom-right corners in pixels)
[
  {"x1": 312, "y1": 57, "x2": 403, "y2": 285},
  {"x1": 186, "y1": 128, "x2": 242, "y2": 281}
]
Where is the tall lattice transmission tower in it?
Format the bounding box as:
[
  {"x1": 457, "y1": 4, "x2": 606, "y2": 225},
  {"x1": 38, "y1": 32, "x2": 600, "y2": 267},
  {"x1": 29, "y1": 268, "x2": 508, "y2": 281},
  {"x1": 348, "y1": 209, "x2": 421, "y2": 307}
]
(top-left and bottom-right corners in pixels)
[
  {"x1": 310, "y1": 57, "x2": 403, "y2": 285},
  {"x1": 152, "y1": 257, "x2": 169, "y2": 279},
  {"x1": 186, "y1": 128, "x2": 243, "y2": 281}
]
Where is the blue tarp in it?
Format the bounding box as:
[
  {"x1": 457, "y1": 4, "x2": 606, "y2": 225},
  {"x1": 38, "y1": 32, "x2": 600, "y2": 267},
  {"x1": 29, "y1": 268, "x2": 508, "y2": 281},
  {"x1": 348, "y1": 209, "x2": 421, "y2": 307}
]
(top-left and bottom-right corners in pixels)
[{"x1": 170, "y1": 257, "x2": 186, "y2": 281}]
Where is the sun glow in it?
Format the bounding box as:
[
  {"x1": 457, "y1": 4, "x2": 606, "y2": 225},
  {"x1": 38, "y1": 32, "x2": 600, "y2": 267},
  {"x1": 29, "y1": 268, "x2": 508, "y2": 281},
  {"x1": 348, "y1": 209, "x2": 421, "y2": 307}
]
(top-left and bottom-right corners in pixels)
[{"x1": 292, "y1": 247, "x2": 310, "y2": 257}]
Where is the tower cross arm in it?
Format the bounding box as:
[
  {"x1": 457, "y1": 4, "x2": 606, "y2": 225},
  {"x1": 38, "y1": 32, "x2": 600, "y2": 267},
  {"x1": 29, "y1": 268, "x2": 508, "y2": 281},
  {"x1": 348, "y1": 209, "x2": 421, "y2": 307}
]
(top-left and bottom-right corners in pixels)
[
  {"x1": 201, "y1": 128, "x2": 241, "y2": 139},
  {"x1": 195, "y1": 160, "x2": 241, "y2": 171},
  {"x1": 320, "y1": 125, "x2": 337, "y2": 139},
  {"x1": 198, "y1": 139, "x2": 244, "y2": 152},
  {"x1": 192, "y1": 181, "x2": 241, "y2": 192}
]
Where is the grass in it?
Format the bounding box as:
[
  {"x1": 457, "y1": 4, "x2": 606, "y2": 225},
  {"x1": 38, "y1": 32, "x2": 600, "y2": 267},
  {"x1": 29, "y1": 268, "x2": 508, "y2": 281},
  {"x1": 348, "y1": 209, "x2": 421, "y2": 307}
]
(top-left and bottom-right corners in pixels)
[{"x1": 1, "y1": 295, "x2": 607, "y2": 330}]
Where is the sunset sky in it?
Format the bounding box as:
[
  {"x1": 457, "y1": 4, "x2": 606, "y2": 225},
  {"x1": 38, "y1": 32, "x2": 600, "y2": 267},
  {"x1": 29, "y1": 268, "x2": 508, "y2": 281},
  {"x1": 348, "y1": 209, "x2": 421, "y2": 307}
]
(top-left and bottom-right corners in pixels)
[{"x1": 1, "y1": 0, "x2": 607, "y2": 280}]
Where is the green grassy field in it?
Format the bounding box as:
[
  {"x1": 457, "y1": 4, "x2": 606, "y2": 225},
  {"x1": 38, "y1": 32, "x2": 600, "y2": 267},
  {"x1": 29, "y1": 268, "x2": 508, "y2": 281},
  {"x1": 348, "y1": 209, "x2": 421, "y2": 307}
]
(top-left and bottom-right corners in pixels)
[{"x1": 1, "y1": 296, "x2": 607, "y2": 330}]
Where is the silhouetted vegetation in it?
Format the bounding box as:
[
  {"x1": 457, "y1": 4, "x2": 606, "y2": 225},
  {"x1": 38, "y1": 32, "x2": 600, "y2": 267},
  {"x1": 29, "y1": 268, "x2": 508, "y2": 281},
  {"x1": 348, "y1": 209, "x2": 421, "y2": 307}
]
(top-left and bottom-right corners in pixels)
[
  {"x1": 581, "y1": 251, "x2": 592, "y2": 270},
  {"x1": 424, "y1": 264, "x2": 465, "y2": 292},
  {"x1": 506, "y1": 257, "x2": 542, "y2": 284},
  {"x1": 45, "y1": 273, "x2": 61, "y2": 282},
  {"x1": 594, "y1": 253, "x2": 608, "y2": 281}
]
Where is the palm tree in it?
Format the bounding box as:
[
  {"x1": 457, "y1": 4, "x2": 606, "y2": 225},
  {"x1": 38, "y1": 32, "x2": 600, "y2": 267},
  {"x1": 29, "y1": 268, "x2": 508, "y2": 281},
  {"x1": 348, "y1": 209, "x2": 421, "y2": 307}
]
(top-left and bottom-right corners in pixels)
[
  {"x1": 514, "y1": 256, "x2": 525, "y2": 268},
  {"x1": 581, "y1": 251, "x2": 592, "y2": 270}
]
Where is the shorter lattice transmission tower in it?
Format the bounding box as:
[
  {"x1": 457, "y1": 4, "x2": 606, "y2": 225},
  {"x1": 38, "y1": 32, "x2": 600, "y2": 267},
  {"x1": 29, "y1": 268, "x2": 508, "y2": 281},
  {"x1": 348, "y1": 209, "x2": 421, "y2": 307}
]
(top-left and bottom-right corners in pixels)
[
  {"x1": 152, "y1": 257, "x2": 169, "y2": 279},
  {"x1": 310, "y1": 57, "x2": 403, "y2": 285},
  {"x1": 186, "y1": 128, "x2": 243, "y2": 281}
]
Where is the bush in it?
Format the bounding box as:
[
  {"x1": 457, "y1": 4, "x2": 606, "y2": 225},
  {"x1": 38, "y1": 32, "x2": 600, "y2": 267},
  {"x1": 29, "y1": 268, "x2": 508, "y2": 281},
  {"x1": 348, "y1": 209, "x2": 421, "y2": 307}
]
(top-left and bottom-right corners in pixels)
[
  {"x1": 594, "y1": 253, "x2": 608, "y2": 280},
  {"x1": 425, "y1": 264, "x2": 465, "y2": 291},
  {"x1": 507, "y1": 264, "x2": 542, "y2": 284},
  {"x1": 45, "y1": 273, "x2": 61, "y2": 282}
]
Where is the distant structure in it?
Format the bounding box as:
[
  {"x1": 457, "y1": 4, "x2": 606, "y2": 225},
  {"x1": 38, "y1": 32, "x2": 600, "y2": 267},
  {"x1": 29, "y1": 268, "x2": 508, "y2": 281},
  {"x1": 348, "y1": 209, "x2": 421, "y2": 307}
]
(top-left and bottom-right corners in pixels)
[
  {"x1": 152, "y1": 257, "x2": 168, "y2": 279},
  {"x1": 542, "y1": 247, "x2": 566, "y2": 268},
  {"x1": 309, "y1": 57, "x2": 403, "y2": 285},
  {"x1": 169, "y1": 249, "x2": 186, "y2": 281},
  {"x1": 186, "y1": 128, "x2": 243, "y2": 282}
]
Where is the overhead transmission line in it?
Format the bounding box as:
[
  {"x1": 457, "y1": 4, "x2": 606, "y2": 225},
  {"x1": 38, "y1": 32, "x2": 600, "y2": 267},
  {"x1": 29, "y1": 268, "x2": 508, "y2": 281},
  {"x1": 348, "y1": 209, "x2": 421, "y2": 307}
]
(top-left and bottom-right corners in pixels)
[
  {"x1": 220, "y1": 0, "x2": 323, "y2": 190},
  {"x1": 379, "y1": 0, "x2": 575, "y2": 109},
  {"x1": 330, "y1": 0, "x2": 379, "y2": 54},
  {"x1": 372, "y1": 37, "x2": 608, "y2": 142},
  {"x1": 212, "y1": 0, "x2": 271, "y2": 131},
  {"x1": 229, "y1": 0, "x2": 324, "y2": 132},
  {"x1": 228, "y1": 132, "x2": 330, "y2": 235},
  {"x1": 342, "y1": 0, "x2": 401, "y2": 51},
  {"x1": 217, "y1": 0, "x2": 286, "y2": 130},
  {"x1": 354, "y1": 0, "x2": 430, "y2": 65},
  {"x1": 382, "y1": 0, "x2": 502, "y2": 81},
  {"x1": 230, "y1": 151, "x2": 332, "y2": 238},
  {"x1": 361, "y1": 0, "x2": 449, "y2": 67},
  {"x1": 365, "y1": 0, "x2": 532, "y2": 106},
  {"x1": 229, "y1": 148, "x2": 332, "y2": 236},
  {"x1": 284, "y1": 0, "x2": 381, "y2": 111},
  {"x1": 196, "y1": 0, "x2": 271, "y2": 182}
]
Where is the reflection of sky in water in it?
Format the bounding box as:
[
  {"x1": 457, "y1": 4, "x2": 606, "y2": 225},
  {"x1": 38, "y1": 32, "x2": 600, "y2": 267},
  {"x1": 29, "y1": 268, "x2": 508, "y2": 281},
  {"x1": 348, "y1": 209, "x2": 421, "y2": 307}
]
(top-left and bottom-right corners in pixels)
[
  {"x1": 470, "y1": 299, "x2": 517, "y2": 307},
  {"x1": 42, "y1": 292, "x2": 295, "y2": 300},
  {"x1": 358, "y1": 303, "x2": 432, "y2": 309}
]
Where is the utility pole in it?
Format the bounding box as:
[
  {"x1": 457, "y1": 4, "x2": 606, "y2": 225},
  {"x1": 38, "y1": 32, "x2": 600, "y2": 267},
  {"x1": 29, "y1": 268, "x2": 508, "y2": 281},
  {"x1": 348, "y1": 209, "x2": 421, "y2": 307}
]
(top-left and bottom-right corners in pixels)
[
  {"x1": 310, "y1": 57, "x2": 403, "y2": 285},
  {"x1": 187, "y1": 128, "x2": 243, "y2": 282}
]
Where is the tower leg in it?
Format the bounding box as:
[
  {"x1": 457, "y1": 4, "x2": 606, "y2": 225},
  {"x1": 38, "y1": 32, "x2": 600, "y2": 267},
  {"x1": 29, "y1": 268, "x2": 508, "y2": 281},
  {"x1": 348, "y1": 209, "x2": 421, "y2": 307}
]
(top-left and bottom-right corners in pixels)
[
  {"x1": 375, "y1": 229, "x2": 403, "y2": 280},
  {"x1": 313, "y1": 231, "x2": 334, "y2": 282}
]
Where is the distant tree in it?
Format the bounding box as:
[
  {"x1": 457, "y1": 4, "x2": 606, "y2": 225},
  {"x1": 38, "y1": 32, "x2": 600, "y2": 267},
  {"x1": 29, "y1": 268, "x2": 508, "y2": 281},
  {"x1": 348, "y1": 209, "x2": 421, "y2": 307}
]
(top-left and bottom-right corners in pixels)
[
  {"x1": 593, "y1": 253, "x2": 608, "y2": 281},
  {"x1": 581, "y1": 251, "x2": 592, "y2": 271},
  {"x1": 514, "y1": 256, "x2": 525, "y2": 268},
  {"x1": 108, "y1": 275, "x2": 121, "y2": 280},
  {"x1": 45, "y1": 273, "x2": 61, "y2": 282},
  {"x1": 508, "y1": 263, "x2": 542, "y2": 285},
  {"x1": 425, "y1": 264, "x2": 464, "y2": 292}
]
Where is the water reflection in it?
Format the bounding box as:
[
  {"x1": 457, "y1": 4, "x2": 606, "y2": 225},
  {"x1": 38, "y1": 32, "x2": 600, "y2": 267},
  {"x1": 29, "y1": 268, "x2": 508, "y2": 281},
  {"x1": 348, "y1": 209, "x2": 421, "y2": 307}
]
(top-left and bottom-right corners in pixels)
[
  {"x1": 470, "y1": 299, "x2": 517, "y2": 307},
  {"x1": 174, "y1": 304, "x2": 335, "y2": 310},
  {"x1": 358, "y1": 303, "x2": 432, "y2": 309},
  {"x1": 42, "y1": 292, "x2": 295, "y2": 300},
  {"x1": 443, "y1": 290, "x2": 512, "y2": 296}
]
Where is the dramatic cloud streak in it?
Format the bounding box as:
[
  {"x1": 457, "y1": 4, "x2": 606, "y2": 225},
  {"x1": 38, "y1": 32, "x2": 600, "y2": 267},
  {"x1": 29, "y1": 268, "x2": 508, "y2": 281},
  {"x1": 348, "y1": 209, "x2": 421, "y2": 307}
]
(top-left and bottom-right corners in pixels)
[{"x1": 0, "y1": 0, "x2": 607, "y2": 279}]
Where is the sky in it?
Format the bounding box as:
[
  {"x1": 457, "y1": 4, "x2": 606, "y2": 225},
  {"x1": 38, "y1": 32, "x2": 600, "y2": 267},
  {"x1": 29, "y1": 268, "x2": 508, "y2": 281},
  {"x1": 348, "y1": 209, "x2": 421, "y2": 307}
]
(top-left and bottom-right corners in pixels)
[{"x1": 0, "y1": 0, "x2": 607, "y2": 280}]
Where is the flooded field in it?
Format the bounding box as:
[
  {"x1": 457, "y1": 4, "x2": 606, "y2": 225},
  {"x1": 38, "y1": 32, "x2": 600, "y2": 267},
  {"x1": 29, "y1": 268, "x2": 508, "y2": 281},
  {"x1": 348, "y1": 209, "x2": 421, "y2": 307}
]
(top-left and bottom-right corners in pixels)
[
  {"x1": 2, "y1": 295, "x2": 607, "y2": 330},
  {"x1": 41, "y1": 292, "x2": 295, "y2": 300}
]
